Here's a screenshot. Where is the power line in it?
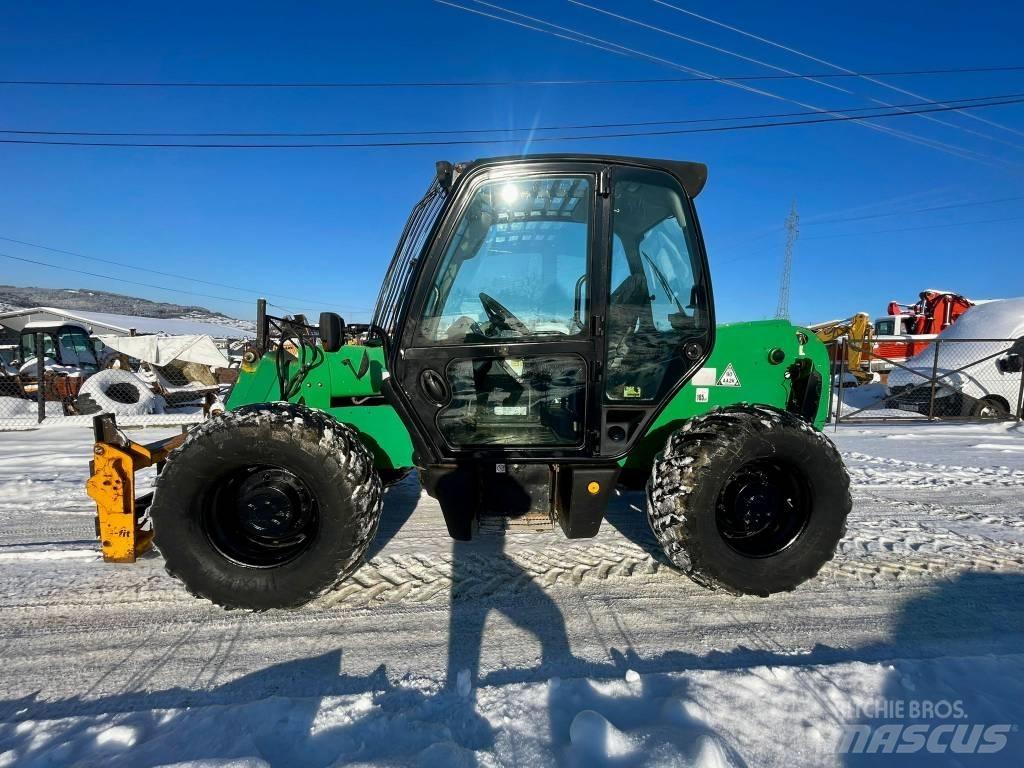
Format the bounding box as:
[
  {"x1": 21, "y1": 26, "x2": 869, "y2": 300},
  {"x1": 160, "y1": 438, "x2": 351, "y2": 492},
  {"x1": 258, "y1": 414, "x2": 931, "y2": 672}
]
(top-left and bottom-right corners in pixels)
[
  {"x1": 1, "y1": 96, "x2": 1021, "y2": 148},
  {"x1": 436, "y1": 0, "x2": 1018, "y2": 169},
  {"x1": 0, "y1": 235, "x2": 353, "y2": 310},
  {"x1": 567, "y1": 0, "x2": 1024, "y2": 158},
  {"x1": 801, "y1": 214, "x2": 1024, "y2": 240},
  {"x1": 714, "y1": 192, "x2": 1024, "y2": 249},
  {"x1": 716, "y1": 213, "x2": 1024, "y2": 267},
  {"x1": 2, "y1": 64, "x2": 1022, "y2": 88},
  {"x1": 651, "y1": 0, "x2": 1024, "y2": 142},
  {"x1": 635, "y1": 1, "x2": 1024, "y2": 152},
  {"x1": 3, "y1": 91, "x2": 1020, "y2": 138},
  {"x1": 803, "y1": 194, "x2": 1024, "y2": 226}
]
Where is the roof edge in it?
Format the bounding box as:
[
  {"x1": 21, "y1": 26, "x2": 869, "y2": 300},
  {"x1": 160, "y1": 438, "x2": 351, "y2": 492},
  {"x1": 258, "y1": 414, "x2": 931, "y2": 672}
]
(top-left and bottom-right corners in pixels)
[{"x1": 462, "y1": 153, "x2": 709, "y2": 198}]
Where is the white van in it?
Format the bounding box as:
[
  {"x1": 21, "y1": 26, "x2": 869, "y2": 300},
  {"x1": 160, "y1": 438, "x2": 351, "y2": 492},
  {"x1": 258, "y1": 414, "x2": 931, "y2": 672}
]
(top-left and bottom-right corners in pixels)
[{"x1": 887, "y1": 298, "x2": 1024, "y2": 418}]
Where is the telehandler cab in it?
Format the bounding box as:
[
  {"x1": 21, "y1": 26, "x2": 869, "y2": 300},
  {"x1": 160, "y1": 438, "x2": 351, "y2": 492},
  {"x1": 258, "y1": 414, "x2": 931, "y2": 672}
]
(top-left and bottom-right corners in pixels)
[{"x1": 87, "y1": 154, "x2": 850, "y2": 610}]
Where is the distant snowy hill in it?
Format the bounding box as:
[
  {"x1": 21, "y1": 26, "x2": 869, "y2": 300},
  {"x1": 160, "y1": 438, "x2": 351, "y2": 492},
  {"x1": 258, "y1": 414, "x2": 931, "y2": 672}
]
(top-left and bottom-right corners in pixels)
[{"x1": 0, "y1": 285, "x2": 255, "y2": 334}]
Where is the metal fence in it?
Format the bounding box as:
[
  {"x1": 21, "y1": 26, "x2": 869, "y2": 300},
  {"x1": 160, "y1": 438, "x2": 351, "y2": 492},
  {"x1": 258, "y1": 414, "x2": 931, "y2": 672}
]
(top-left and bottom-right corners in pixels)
[
  {"x1": 6, "y1": 329, "x2": 1024, "y2": 430},
  {"x1": 830, "y1": 335, "x2": 1024, "y2": 424},
  {"x1": 0, "y1": 332, "x2": 209, "y2": 431}
]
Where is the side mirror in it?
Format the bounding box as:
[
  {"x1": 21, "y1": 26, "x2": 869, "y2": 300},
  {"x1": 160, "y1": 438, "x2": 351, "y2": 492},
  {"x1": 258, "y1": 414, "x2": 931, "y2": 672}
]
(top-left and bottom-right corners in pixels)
[
  {"x1": 435, "y1": 160, "x2": 453, "y2": 191},
  {"x1": 997, "y1": 338, "x2": 1024, "y2": 374},
  {"x1": 319, "y1": 312, "x2": 345, "y2": 352},
  {"x1": 997, "y1": 354, "x2": 1023, "y2": 374}
]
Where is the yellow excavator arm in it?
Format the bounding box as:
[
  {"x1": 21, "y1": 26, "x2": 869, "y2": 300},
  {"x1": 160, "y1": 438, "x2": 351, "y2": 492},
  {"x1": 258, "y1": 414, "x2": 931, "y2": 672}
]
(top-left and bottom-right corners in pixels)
[{"x1": 809, "y1": 313, "x2": 873, "y2": 384}]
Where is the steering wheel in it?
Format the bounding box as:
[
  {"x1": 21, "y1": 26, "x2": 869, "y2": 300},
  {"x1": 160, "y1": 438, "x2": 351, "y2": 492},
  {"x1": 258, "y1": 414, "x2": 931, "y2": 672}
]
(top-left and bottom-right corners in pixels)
[{"x1": 479, "y1": 292, "x2": 531, "y2": 336}]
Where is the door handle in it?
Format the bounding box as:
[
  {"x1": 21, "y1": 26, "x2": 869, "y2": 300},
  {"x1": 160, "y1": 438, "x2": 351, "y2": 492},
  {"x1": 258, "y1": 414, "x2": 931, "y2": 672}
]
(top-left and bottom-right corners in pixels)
[{"x1": 419, "y1": 369, "x2": 449, "y2": 405}]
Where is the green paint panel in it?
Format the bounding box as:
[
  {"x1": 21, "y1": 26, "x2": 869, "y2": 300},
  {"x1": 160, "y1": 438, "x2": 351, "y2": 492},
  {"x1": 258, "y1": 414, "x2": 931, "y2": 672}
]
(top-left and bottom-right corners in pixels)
[
  {"x1": 227, "y1": 320, "x2": 829, "y2": 474},
  {"x1": 624, "y1": 320, "x2": 831, "y2": 469},
  {"x1": 226, "y1": 345, "x2": 415, "y2": 470}
]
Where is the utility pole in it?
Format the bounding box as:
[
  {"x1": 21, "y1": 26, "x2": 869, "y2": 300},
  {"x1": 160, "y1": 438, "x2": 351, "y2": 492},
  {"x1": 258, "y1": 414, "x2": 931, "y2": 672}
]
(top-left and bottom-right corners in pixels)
[{"x1": 775, "y1": 200, "x2": 799, "y2": 320}]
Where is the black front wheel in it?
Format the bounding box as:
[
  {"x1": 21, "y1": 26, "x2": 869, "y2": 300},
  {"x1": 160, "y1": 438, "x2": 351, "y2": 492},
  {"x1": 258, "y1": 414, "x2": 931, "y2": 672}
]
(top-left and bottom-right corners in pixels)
[
  {"x1": 150, "y1": 403, "x2": 382, "y2": 609},
  {"x1": 203, "y1": 465, "x2": 320, "y2": 568},
  {"x1": 647, "y1": 405, "x2": 851, "y2": 596}
]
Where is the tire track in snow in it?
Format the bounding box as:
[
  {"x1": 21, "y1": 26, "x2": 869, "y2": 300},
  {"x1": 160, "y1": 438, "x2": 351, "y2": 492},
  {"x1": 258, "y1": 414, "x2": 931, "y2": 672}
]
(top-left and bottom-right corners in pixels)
[
  {"x1": 842, "y1": 451, "x2": 1024, "y2": 487},
  {"x1": 857, "y1": 496, "x2": 1024, "y2": 530},
  {"x1": 3, "y1": 519, "x2": 1023, "y2": 616}
]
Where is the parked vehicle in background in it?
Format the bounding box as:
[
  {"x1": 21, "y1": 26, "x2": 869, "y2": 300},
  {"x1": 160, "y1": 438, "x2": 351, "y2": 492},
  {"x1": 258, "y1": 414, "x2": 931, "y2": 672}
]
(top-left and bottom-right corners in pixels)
[
  {"x1": 16, "y1": 321, "x2": 100, "y2": 375},
  {"x1": 867, "y1": 290, "x2": 973, "y2": 373},
  {"x1": 887, "y1": 298, "x2": 1024, "y2": 418},
  {"x1": 0, "y1": 345, "x2": 17, "y2": 376}
]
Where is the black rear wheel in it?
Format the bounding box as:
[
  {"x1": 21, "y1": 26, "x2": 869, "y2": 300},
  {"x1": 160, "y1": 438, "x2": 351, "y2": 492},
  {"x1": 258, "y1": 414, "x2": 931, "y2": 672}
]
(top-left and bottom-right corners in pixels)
[
  {"x1": 715, "y1": 458, "x2": 811, "y2": 558},
  {"x1": 647, "y1": 405, "x2": 850, "y2": 596},
  {"x1": 150, "y1": 402, "x2": 382, "y2": 609},
  {"x1": 969, "y1": 397, "x2": 1010, "y2": 419}
]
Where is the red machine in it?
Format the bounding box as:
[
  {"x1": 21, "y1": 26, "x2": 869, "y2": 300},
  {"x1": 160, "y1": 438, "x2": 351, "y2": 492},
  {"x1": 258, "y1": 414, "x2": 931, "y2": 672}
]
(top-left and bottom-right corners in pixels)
[
  {"x1": 868, "y1": 291, "x2": 974, "y2": 372},
  {"x1": 885, "y1": 291, "x2": 974, "y2": 336}
]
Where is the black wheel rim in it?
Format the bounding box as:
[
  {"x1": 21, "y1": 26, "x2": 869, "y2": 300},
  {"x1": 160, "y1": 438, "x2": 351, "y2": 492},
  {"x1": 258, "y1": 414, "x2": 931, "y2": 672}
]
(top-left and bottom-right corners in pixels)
[
  {"x1": 201, "y1": 465, "x2": 319, "y2": 568},
  {"x1": 977, "y1": 401, "x2": 1004, "y2": 419},
  {"x1": 715, "y1": 459, "x2": 811, "y2": 558}
]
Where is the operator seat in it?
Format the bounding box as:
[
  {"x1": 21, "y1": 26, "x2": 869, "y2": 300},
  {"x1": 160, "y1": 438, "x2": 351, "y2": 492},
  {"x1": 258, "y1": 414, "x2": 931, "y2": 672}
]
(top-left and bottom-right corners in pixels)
[{"x1": 606, "y1": 273, "x2": 650, "y2": 356}]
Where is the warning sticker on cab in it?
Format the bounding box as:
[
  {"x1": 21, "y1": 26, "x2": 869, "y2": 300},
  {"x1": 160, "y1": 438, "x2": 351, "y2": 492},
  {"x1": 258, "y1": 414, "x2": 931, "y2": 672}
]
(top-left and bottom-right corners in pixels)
[{"x1": 716, "y1": 363, "x2": 741, "y2": 387}]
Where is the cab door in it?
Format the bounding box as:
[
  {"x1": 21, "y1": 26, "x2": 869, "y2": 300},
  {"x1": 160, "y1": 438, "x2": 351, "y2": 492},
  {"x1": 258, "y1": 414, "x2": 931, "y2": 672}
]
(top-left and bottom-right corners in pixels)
[
  {"x1": 391, "y1": 162, "x2": 609, "y2": 462},
  {"x1": 598, "y1": 165, "x2": 714, "y2": 455}
]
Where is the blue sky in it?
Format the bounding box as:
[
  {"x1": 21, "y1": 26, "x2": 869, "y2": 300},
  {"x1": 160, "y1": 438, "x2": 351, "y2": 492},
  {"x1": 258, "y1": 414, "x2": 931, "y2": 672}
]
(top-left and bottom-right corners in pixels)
[{"x1": 1, "y1": 0, "x2": 1021, "y2": 324}]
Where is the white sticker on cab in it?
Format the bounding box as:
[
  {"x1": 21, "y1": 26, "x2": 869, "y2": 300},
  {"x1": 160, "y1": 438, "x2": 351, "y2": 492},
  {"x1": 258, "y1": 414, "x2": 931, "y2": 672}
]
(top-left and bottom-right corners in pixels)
[{"x1": 691, "y1": 367, "x2": 717, "y2": 387}]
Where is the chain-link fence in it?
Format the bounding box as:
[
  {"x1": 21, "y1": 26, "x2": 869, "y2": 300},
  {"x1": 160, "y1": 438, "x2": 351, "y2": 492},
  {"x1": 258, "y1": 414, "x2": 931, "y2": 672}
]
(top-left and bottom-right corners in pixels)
[
  {"x1": 830, "y1": 335, "x2": 1024, "y2": 424},
  {"x1": 0, "y1": 332, "x2": 211, "y2": 431}
]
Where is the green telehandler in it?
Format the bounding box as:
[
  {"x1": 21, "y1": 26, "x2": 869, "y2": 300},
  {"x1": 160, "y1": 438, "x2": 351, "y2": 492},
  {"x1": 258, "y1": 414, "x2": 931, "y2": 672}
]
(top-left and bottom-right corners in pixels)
[{"x1": 86, "y1": 154, "x2": 850, "y2": 610}]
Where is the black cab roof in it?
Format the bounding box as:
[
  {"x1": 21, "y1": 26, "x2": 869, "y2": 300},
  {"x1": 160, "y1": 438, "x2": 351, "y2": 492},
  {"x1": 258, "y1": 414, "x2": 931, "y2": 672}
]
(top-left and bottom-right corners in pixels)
[{"x1": 459, "y1": 154, "x2": 709, "y2": 198}]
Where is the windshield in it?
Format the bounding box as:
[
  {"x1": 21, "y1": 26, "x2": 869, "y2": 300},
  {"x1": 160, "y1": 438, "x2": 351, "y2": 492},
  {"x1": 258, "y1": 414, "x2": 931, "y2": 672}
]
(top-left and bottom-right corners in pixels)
[
  {"x1": 60, "y1": 329, "x2": 98, "y2": 368},
  {"x1": 418, "y1": 176, "x2": 591, "y2": 343}
]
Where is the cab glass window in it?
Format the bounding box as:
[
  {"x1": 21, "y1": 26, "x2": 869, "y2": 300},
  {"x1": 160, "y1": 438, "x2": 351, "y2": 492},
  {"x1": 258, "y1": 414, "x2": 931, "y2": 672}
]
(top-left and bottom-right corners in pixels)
[
  {"x1": 20, "y1": 333, "x2": 56, "y2": 360},
  {"x1": 65, "y1": 330, "x2": 97, "y2": 362},
  {"x1": 418, "y1": 176, "x2": 591, "y2": 343},
  {"x1": 606, "y1": 172, "x2": 708, "y2": 401}
]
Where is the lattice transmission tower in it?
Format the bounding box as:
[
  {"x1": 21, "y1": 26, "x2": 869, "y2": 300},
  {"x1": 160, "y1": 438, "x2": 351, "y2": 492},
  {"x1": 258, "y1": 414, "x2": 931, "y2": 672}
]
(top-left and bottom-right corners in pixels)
[{"x1": 775, "y1": 201, "x2": 799, "y2": 320}]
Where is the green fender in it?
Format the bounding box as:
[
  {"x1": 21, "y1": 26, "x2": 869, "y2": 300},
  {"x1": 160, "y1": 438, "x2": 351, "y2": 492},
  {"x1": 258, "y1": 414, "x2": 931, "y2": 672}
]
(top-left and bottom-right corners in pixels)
[
  {"x1": 622, "y1": 320, "x2": 831, "y2": 470},
  {"x1": 226, "y1": 345, "x2": 416, "y2": 470}
]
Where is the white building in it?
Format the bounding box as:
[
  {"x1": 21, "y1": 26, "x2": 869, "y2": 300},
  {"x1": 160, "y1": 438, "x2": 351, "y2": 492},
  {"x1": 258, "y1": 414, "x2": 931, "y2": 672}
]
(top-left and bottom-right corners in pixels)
[{"x1": 0, "y1": 306, "x2": 255, "y2": 343}]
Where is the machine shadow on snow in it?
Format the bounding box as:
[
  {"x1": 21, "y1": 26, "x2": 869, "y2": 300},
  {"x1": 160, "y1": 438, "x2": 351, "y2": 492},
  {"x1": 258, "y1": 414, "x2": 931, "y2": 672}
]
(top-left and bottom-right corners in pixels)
[
  {"x1": 601, "y1": 490, "x2": 673, "y2": 566},
  {"x1": 1, "y1": 546, "x2": 1021, "y2": 765},
  {"x1": 363, "y1": 474, "x2": 421, "y2": 561}
]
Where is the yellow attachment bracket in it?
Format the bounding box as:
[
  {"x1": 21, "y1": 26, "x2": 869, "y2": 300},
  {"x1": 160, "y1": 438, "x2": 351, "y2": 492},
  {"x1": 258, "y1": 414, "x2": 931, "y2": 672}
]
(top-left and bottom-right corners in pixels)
[{"x1": 85, "y1": 415, "x2": 186, "y2": 563}]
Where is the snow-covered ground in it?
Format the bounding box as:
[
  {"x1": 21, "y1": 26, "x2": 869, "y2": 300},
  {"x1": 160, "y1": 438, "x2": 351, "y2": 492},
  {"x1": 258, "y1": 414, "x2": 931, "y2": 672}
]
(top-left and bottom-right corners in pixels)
[{"x1": 0, "y1": 421, "x2": 1022, "y2": 766}]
